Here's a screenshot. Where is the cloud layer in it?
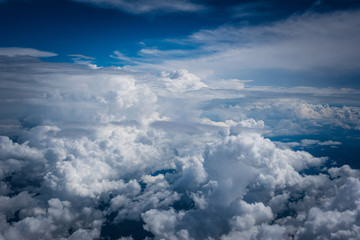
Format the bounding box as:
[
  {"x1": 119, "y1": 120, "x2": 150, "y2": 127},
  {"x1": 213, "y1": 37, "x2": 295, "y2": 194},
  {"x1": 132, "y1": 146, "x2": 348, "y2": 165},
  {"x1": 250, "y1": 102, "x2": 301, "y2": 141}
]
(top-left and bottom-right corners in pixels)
[
  {"x1": 130, "y1": 9, "x2": 360, "y2": 84},
  {"x1": 0, "y1": 53, "x2": 359, "y2": 239},
  {"x1": 0, "y1": 48, "x2": 57, "y2": 58}
]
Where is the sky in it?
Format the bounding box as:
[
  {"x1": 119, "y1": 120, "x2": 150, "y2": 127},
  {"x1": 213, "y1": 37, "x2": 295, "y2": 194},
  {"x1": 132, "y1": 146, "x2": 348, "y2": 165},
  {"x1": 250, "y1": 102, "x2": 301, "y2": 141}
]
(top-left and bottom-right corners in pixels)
[{"x1": 0, "y1": 0, "x2": 360, "y2": 239}]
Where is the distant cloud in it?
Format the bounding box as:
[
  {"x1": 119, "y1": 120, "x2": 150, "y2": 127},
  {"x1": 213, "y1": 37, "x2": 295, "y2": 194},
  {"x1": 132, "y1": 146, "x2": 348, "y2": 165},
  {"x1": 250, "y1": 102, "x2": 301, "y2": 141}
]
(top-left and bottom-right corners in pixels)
[
  {"x1": 228, "y1": 98, "x2": 360, "y2": 135},
  {"x1": 68, "y1": 54, "x2": 95, "y2": 60},
  {"x1": 0, "y1": 47, "x2": 57, "y2": 57},
  {"x1": 110, "y1": 50, "x2": 137, "y2": 64},
  {"x1": 277, "y1": 139, "x2": 342, "y2": 148},
  {"x1": 139, "y1": 48, "x2": 187, "y2": 57},
  {"x1": 72, "y1": 0, "x2": 205, "y2": 14},
  {"x1": 160, "y1": 69, "x2": 207, "y2": 93},
  {"x1": 136, "y1": 10, "x2": 360, "y2": 79},
  {"x1": 68, "y1": 54, "x2": 100, "y2": 69}
]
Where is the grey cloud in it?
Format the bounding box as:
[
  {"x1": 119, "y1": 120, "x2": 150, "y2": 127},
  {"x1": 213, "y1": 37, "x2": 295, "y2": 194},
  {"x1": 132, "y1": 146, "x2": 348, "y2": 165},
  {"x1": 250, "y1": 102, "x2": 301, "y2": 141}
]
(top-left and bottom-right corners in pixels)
[{"x1": 0, "y1": 48, "x2": 57, "y2": 58}]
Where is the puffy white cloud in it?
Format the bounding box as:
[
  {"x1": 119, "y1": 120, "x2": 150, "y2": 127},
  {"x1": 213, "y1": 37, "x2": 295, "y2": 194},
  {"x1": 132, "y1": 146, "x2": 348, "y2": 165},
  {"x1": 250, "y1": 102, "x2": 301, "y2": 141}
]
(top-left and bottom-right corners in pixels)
[
  {"x1": 142, "y1": 208, "x2": 186, "y2": 240},
  {"x1": 173, "y1": 156, "x2": 207, "y2": 191},
  {"x1": 230, "y1": 201, "x2": 274, "y2": 231},
  {"x1": 297, "y1": 207, "x2": 360, "y2": 239},
  {"x1": 0, "y1": 56, "x2": 359, "y2": 239},
  {"x1": 222, "y1": 223, "x2": 287, "y2": 240},
  {"x1": 0, "y1": 192, "x2": 36, "y2": 215},
  {"x1": 3, "y1": 217, "x2": 53, "y2": 240},
  {"x1": 161, "y1": 69, "x2": 207, "y2": 93},
  {"x1": 205, "y1": 133, "x2": 325, "y2": 201},
  {"x1": 137, "y1": 132, "x2": 334, "y2": 239}
]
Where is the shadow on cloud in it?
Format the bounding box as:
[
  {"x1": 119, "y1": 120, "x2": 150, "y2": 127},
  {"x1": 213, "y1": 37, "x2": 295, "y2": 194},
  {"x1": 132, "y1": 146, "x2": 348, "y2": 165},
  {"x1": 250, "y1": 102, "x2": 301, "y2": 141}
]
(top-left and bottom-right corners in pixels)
[{"x1": 0, "y1": 55, "x2": 359, "y2": 239}]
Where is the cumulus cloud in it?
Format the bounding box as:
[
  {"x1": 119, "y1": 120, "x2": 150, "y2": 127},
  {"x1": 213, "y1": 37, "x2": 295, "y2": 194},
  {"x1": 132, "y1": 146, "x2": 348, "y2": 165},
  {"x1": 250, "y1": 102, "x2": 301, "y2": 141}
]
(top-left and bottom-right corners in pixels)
[
  {"x1": 139, "y1": 133, "x2": 359, "y2": 239},
  {"x1": 0, "y1": 56, "x2": 359, "y2": 239},
  {"x1": 160, "y1": 69, "x2": 207, "y2": 93},
  {"x1": 227, "y1": 98, "x2": 360, "y2": 135},
  {"x1": 272, "y1": 100, "x2": 360, "y2": 131}
]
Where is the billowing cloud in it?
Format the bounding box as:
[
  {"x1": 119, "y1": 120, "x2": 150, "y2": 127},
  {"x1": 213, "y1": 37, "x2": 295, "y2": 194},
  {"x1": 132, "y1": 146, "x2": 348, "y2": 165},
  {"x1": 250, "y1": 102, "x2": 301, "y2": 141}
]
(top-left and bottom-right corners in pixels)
[
  {"x1": 0, "y1": 55, "x2": 359, "y2": 239},
  {"x1": 160, "y1": 69, "x2": 207, "y2": 93}
]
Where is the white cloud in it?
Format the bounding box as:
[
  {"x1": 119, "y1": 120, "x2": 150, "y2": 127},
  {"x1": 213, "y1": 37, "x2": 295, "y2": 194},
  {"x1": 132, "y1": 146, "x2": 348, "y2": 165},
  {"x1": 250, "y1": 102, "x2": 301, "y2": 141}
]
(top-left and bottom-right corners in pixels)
[
  {"x1": 161, "y1": 69, "x2": 207, "y2": 93},
  {"x1": 110, "y1": 50, "x2": 134, "y2": 63},
  {"x1": 0, "y1": 47, "x2": 57, "y2": 58},
  {"x1": 232, "y1": 98, "x2": 360, "y2": 134},
  {"x1": 73, "y1": 0, "x2": 205, "y2": 14},
  {"x1": 139, "y1": 48, "x2": 187, "y2": 57},
  {"x1": 191, "y1": 10, "x2": 360, "y2": 70},
  {"x1": 207, "y1": 78, "x2": 247, "y2": 91},
  {"x1": 204, "y1": 133, "x2": 326, "y2": 206},
  {"x1": 68, "y1": 54, "x2": 94, "y2": 60},
  {"x1": 142, "y1": 208, "x2": 185, "y2": 239},
  {"x1": 133, "y1": 10, "x2": 360, "y2": 79},
  {"x1": 68, "y1": 54, "x2": 100, "y2": 69},
  {"x1": 298, "y1": 207, "x2": 360, "y2": 239},
  {"x1": 279, "y1": 139, "x2": 343, "y2": 148},
  {"x1": 0, "y1": 56, "x2": 359, "y2": 239}
]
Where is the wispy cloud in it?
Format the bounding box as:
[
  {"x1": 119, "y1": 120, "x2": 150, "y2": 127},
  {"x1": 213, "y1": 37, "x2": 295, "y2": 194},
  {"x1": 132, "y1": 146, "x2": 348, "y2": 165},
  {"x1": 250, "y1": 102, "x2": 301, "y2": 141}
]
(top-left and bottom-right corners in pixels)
[
  {"x1": 72, "y1": 0, "x2": 206, "y2": 14},
  {"x1": 68, "y1": 54, "x2": 100, "y2": 69},
  {"x1": 68, "y1": 54, "x2": 95, "y2": 60},
  {"x1": 139, "y1": 48, "x2": 188, "y2": 57},
  {"x1": 0, "y1": 47, "x2": 57, "y2": 57},
  {"x1": 110, "y1": 50, "x2": 138, "y2": 64},
  {"x1": 130, "y1": 10, "x2": 360, "y2": 80}
]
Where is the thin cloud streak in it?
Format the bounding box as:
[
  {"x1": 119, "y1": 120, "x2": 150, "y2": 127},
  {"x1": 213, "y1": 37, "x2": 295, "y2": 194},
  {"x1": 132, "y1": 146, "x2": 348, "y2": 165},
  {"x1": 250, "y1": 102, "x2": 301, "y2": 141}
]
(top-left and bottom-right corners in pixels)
[
  {"x1": 0, "y1": 47, "x2": 57, "y2": 58},
  {"x1": 72, "y1": 0, "x2": 206, "y2": 14}
]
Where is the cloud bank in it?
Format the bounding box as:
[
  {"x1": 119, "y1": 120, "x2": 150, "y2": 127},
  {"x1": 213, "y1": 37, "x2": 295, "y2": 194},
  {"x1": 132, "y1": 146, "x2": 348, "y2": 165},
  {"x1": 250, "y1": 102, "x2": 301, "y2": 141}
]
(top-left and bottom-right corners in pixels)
[
  {"x1": 132, "y1": 9, "x2": 360, "y2": 83},
  {"x1": 0, "y1": 52, "x2": 359, "y2": 239}
]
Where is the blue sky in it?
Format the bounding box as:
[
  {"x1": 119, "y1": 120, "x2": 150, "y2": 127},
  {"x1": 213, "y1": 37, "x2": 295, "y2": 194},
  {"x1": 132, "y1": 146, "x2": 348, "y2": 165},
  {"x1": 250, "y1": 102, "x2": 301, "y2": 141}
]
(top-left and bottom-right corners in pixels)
[
  {"x1": 1, "y1": 1, "x2": 360, "y2": 240},
  {"x1": 1, "y1": 0, "x2": 360, "y2": 87}
]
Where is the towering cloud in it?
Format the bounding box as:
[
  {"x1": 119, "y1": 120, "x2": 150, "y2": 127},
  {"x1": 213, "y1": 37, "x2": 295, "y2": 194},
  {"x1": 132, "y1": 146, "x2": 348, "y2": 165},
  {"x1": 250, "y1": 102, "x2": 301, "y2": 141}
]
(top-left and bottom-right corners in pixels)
[{"x1": 0, "y1": 55, "x2": 359, "y2": 239}]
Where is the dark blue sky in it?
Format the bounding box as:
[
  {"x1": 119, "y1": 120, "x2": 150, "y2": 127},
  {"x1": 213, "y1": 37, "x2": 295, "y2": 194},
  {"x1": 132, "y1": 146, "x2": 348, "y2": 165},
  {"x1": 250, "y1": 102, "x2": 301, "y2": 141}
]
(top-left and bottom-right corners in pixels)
[{"x1": 0, "y1": 0, "x2": 357, "y2": 60}]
